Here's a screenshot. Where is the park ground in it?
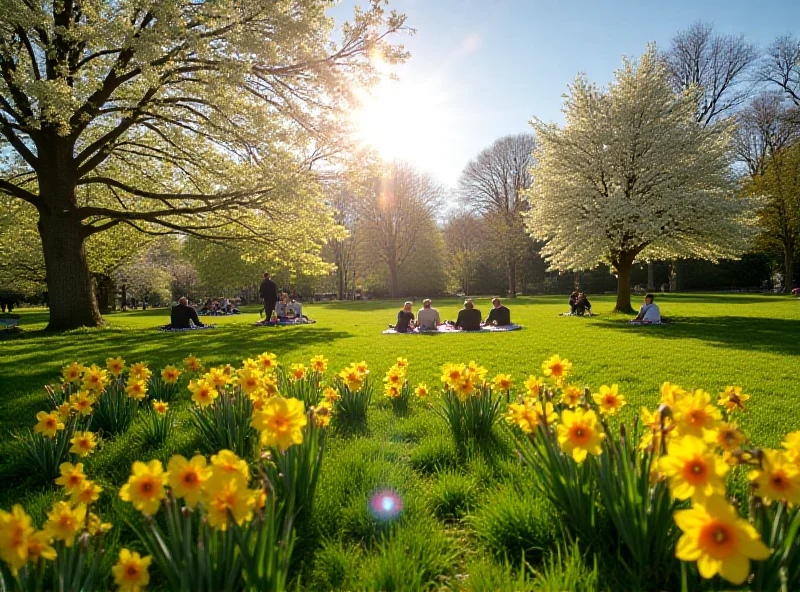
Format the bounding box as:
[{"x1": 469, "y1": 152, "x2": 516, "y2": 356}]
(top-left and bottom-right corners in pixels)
[{"x1": 1, "y1": 293, "x2": 799, "y2": 588}]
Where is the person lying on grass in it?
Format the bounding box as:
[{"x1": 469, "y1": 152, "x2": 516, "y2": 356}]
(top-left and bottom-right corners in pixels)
[
  {"x1": 455, "y1": 299, "x2": 482, "y2": 331},
  {"x1": 484, "y1": 297, "x2": 511, "y2": 326},
  {"x1": 391, "y1": 301, "x2": 415, "y2": 332},
  {"x1": 630, "y1": 293, "x2": 661, "y2": 324},
  {"x1": 169, "y1": 297, "x2": 204, "y2": 329}
]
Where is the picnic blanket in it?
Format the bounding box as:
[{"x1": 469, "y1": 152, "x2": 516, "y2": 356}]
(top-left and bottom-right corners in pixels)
[
  {"x1": 382, "y1": 323, "x2": 524, "y2": 335},
  {"x1": 253, "y1": 319, "x2": 316, "y2": 327},
  {"x1": 559, "y1": 312, "x2": 598, "y2": 317},
  {"x1": 158, "y1": 324, "x2": 217, "y2": 332}
]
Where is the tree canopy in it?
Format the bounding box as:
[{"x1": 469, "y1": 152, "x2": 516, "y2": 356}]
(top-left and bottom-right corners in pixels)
[
  {"x1": 0, "y1": 0, "x2": 407, "y2": 328},
  {"x1": 525, "y1": 45, "x2": 755, "y2": 312}
]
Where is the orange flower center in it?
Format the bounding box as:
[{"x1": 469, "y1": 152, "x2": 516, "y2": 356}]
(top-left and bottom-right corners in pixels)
[
  {"x1": 770, "y1": 471, "x2": 790, "y2": 491},
  {"x1": 687, "y1": 410, "x2": 706, "y2": 426},
  {"x1": 604, "y1": 395, "x2": 617, "y2": 406},
  {"x1": 699, "y1": 521, "x2": 738, "y2": 558},
  {"x1": 682, "y1": 458, "x2": 708, "y2": 485},
  {"x1": 45, "y1": 418, "x2": 56, "y2": 428},
  {"x1": 125, "y1": 564, "x2": 140, "y2": 579},
  {"x1": 570, "y1": 424, "x2": 591, "y2": 445},
  {"x1": 138, "y1": 478, "x2": 158, "y2": 496},
  {"x1": 58, "y1": 515, "x2": 74, "y2": 528},
  {"x1": 69, "y1": 474, "x2": 81, "y2": 485},
  {"x1": 550, "y1": 364, "x2": 563, "y2": 376},
  {"x1": 183, "y1": 471, "x2": 199, "y2": 485}
]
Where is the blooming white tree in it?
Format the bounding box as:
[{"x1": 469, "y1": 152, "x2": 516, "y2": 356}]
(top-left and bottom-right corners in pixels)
[{"x1": 524, "y1": 45, "x2": 754, "y2": 312}]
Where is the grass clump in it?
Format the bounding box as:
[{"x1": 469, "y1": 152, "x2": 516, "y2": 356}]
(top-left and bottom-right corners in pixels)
[
  {"x1": 309, "y1": 540, "x2": 362, "y2": 591},
  {"x1": 409, "y1": 434, "x2": 458, "y2": 474},
  {"x1": 425, "y1": 470, "x2": 479, "y2": 521},
  {"x1": 471, "y1": 485, "x2": 556, "y2": 564},
  {"x1": 358, "y1": 520, "x2": 459, "y2": 591}
]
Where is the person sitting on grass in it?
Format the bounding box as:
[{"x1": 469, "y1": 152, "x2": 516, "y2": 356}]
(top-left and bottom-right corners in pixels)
[
  {"x1": 392, "y1": 301, "x2": 415, "y2": 332},
  {"x1": 455, "y1": 299, "x2": 482, "y2": 331},
  {"x1": 484, "y1": 297, "x2": 511, "y2": 326},
  {"x1": 575, "y1": 291, "x2": 592, "y2": 316},
  {"x1": 569, "y1": 291, "x2": 579, "y2": 314},
  {"x1": 169, "y1": 297, "x2": 204, "y2": 329},
  {"x1": 416, "y1": 299, "x2": 441, "y2": 330},
  {"x1": 630, "y1": 293, "x2": 661, "y2": 324}
]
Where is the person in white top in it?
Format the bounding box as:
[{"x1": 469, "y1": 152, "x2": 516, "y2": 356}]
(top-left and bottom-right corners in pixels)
[
  {"x1": 416, "y1": 299, "x2": 441, "y2": 330},
  {"x1": 630, "y1": 294, "x2": 661, "y2": 324}
]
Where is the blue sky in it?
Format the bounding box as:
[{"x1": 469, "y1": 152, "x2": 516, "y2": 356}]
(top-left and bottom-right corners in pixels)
[{"x1": 329, "y1": 0, "x2": 800, "y2": 186}]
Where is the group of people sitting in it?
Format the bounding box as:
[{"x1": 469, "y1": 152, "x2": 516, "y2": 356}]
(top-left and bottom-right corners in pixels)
[
  {"x1": 391, "y1": 297, "x2": 512, "y2": 332},
  {"x1": 258, "y1": 273, "x2": 311, "y2": 323},
  {"x1": 198, "y1": 298, "x2": 240, "y2": 315},
  {"x1": 568, "y1": 291, "x2": 593, "y2": 315}
]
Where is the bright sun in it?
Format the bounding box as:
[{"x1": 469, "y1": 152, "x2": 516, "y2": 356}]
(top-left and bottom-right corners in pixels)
[{"x1": 351, "y1": 72, "x2": 451, "y2": 166}]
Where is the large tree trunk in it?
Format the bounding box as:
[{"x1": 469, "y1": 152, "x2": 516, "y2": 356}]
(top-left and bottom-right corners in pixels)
[
  {"x1": 785, "y1": 247, "x2": 794, "y2": 294},
  {"x1": 613, "y1": 253, "x2": 636, "y2": 313},
  {"x1": 647, "y1": 263, "x2": 655, "y2": 291},
  {"x1": 38, "y1": 206, "x2": 103, "y2": 330}
]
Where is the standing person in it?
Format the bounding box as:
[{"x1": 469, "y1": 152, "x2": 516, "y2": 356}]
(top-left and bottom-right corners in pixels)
[
  {"x1": 484, "y1": 297, "x2": 511, "y2": 326},
  {"x1": 455, "y1": 299, "x2": 482, "y2": 331},
  {"x1": 416, "y1": 299, "x2": 441, "y2": 330},
  {"x1": 630, "y1": 294, "x2": 661, "y2": 324},
  {"x1": 392, "y1": 302, "x2": 415, "y2": 332},
  {"x1": 259, "y1": 272, "x2": 279, "y2": 321}
]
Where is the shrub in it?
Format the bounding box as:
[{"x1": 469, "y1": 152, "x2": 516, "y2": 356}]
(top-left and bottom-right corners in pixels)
[
  {"x1": 358, "y1": 520, "x2": 458, "y2": 591},
  {"x1": 426, "y1": 470, "x2": 478, "y2": 521},
  {"x1": 333, "y1": 376, "x2": 373, "y2": 429},
  {"x1": 471, "y1": 486, "x2": 556, "y2": 564}
]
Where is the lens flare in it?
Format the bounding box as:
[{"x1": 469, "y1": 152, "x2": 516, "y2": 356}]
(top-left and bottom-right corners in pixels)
[{"x1": 369, "y1": 489, "x2": 403, "y2": 521}]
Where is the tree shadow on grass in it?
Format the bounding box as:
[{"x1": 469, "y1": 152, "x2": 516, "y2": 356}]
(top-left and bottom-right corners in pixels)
[{"x1": 595, "y1": 315, "x2": 800, "y2": 356}]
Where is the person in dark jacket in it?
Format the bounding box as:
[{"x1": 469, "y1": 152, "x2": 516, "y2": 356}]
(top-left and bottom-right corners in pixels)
[
  {"x1": 575, "y1": 291, "x2": 592, "y2": 316},
  {"x1": 259, "y1": 272, "x2": 279, "y2": 320},
  {"x1": 484, "y1": 297, "x2": 511, "y2": 326},
  {"x1": 169, "y1": 298, "x2": 204, "y2": 328},
  {"x1": 393, "y1": 301, "x2": 415, "y2": 332},
  {"x1": 455, "y1": 299, "x2": 482, "y2": 331},
  {"x1": 569, "y1": 291, "x2": 579, "y2": 314}
]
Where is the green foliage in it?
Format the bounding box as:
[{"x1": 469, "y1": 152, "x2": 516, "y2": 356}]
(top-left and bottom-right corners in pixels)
[
  {"x1": 594, "y1": 423, "x2": 680, "y2": 586},
  {"x1": 459, "y1": 556, "x2": 537, "y2": 592},
  {"x1": 0, "y1": 537, "x2": 106, "y2": 592},
  {"x1": 357, "y1": 520, "x2": 458, "y2": 591},
  {"x1": 425, "y1": 470, "x2": 478, "y2": 521},
  {"x1": 409, "y1": 435, "x2": 459, "y2": 474},
  {"x1": 309, "y1": 540, "x2": 362, "y2": 591},
  {"x1": 190, "y1": 390, "x2": 259, "y2": 460},
  {"x1": 532, "y1": 541, "x2": 600, "y2": 592},
  {"x1": 333, "y1": 378, "x2": 373, "y2": 429},
  {"x1": 751, "y1": 502, "x2": 800, "y2": 591},
  {"x1": 92, "y1": 384, "x2": 139, "y2": 436},
  {"x1": 279, "y1": 368, "x2": 323, "y2": 408},
  {"x1": 138, "y1": 407, "x2": 174, "y2": 448},
  {"x1": 435, "y1": 385, "x2": 503, "y2": 454},
  {"x1": 471, "y1": 485, "x2": 557, "y2": 564},
  {"x1": 14, "y1": 417, "x2": 79, "y2": 483}
]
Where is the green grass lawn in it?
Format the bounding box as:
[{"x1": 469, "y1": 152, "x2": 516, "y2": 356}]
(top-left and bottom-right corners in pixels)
[{"x1": 1, "y1": 293, "x2": 799, "y2": 589}]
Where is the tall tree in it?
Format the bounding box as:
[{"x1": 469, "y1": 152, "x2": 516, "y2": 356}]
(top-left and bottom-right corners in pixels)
[
  {"x1": 458, "y1": 133, "x2": 536, "y2": 297},
  {"x1": 525, "y1": 45, "x2": 753, "y2": 312},
  {"x1": 325, "y1": 178, "x2": 362, "y2": 300},
  {"x1": 357, "y1": 162, "x2": 442, "y2": 298},
  {"x1": 761, "y1": 35, "x2": 800, "y2": 106},
  {"x1": 743, "y1": 143, "x2": 800, "y2": 293},
  {"x1": 0, "y1": 0, "x2": 407, "y2": 329},
  {"x1": 442, "y1": 212, "x2": 483, "y2": 295},
  {"x1": 666, "y1": 21, "x2": 758, "y2": 126},
  {"x1": 734, "y1": 94, "x2": 798, "y2": 178}
]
